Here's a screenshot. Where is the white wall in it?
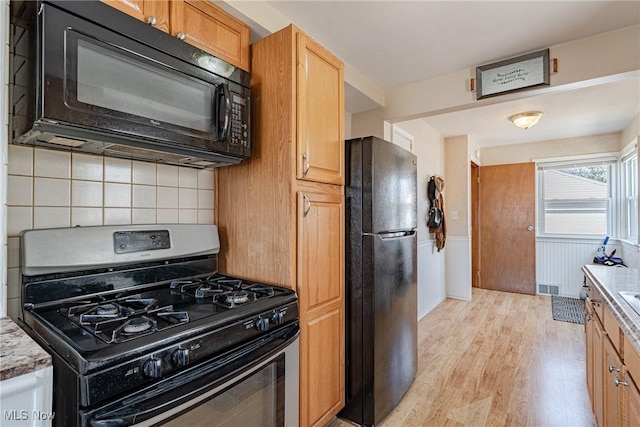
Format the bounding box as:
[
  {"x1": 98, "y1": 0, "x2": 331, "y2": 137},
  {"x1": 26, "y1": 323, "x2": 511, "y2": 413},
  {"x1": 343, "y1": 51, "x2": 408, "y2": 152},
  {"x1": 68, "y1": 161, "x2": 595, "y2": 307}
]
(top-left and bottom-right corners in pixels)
[
  {"x1": 393, "y1": 120, "x2": 446, "y2": 319},
  {"x1": 481, "y1": 132, "x2": 622, "y2": 166},
  {"x1": 1, "y1": 0, "x2": 9, "y2": 317}
]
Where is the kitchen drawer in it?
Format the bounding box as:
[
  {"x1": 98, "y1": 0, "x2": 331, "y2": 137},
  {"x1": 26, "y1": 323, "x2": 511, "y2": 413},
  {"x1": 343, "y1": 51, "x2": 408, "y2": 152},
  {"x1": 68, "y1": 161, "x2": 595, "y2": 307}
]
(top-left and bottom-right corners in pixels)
[
  {"x1": 585, "y1": 277, "x2": 605, "y2": 321},
  {"x1": 604, "y1": 305, "x2": 623, "y2": 355},
  {"x1": 625, "y1": 334, "x2": 640, "y2": 385}
]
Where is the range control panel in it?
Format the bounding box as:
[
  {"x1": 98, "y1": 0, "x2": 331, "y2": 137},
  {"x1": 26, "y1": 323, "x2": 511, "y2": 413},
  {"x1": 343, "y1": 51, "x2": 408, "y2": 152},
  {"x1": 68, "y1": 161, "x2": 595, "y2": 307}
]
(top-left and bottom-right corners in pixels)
[{"x1": 113, "y1": 230, "x2": 171, "y2": 254}]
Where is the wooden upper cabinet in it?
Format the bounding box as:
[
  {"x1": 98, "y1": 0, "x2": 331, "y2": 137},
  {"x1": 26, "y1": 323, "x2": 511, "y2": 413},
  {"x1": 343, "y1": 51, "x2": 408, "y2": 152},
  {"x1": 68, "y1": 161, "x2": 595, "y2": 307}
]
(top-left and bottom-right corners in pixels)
[
  {"x1": 101, "y1": 0, "x2": 250, "y2": 71},
  {"x1": 100, "y1": 0, "x2": 170, "y2": 33},
  {"x1": 171, "y1": 0, "x2": 250, "y2": 71},
  {"x1": 296, "y1": 32, "x2": 344, "y2": 186}
]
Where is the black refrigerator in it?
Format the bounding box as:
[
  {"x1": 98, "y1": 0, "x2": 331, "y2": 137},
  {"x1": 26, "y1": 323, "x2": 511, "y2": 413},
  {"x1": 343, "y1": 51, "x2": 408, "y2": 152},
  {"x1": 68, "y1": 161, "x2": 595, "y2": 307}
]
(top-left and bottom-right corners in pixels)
[{"x1": 340, "y1": 136, "x2": 418, "y2": 426}]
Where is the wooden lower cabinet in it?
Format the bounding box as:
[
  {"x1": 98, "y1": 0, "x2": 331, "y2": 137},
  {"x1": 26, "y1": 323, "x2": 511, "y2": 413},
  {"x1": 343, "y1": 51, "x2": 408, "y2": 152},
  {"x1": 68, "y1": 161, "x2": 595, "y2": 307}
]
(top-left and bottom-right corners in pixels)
[
  {"x1": 603, "y1": 336, "x2": 623, "y2": 426},
  {"x1": 297, "y1": 191, "x2": 345, "y2": 426},
  {"x1": 585, "y1": 284, "x2": 640, "y2": 427},
  {"x1": 624, "y1": 374, "x2": 640, "y2": 426}
]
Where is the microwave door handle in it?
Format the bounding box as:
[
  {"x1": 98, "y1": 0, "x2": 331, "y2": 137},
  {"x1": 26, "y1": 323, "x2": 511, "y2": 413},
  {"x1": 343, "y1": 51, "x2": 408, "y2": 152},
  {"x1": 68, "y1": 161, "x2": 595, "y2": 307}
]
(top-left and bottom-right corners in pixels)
[{"x1": 219, "y1": 85, "x2": 231, "y2": 141}]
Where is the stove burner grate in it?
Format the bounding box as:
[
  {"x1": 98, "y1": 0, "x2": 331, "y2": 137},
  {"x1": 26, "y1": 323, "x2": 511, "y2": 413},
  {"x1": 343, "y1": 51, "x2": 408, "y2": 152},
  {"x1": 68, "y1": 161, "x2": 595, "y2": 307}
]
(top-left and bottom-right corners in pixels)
[{"x1": 170, "y1": 276, "x2": 276, "y2": 309}]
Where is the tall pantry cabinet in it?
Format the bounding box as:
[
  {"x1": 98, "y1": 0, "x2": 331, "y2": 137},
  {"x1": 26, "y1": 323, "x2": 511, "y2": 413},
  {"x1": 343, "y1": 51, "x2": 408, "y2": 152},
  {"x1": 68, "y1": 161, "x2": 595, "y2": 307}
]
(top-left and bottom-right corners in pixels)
[{"x1": 216, "y1": 24, "x2": 345, "y2": 427}]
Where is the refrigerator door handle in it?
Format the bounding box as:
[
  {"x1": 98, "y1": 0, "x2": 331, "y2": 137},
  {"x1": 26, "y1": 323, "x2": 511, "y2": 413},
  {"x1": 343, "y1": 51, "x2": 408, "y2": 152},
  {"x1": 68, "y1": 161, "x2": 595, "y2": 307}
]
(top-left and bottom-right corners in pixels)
[{"x1": 364, "y1": 230, "x2": 416, "y2": 240}]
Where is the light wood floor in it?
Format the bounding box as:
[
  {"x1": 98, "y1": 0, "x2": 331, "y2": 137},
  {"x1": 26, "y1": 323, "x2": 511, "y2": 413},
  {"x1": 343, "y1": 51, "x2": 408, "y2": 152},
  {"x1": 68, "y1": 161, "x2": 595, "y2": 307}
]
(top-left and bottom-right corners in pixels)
[{"x1": 329, "y1": 288, "x2": 595, "y2": 427}]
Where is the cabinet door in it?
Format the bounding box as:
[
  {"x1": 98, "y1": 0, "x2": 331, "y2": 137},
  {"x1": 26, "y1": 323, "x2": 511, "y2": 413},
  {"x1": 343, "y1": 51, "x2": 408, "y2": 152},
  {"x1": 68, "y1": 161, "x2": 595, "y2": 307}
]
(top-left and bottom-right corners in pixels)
[
  {"x1": 604, "y1": 336, "x2": 623, "y2": 426},
  {"x1": 297, "y1": 191, "x2": 344, "y2": 427},
  {"x1": 594, "y1": 318, "x2": 605, "y2": 427},
  {"x1": 586, "y1": 300, "x2": 595, "y2": 409},
  {"x1": 101, "y1": 0, "x2": 170, "y2": 33},
  {"x1": 170, "y1": 0, "x2": 250, "y2": 71},
  {"x1": 625, "y1": 374, "x2": 640, "y2": 427},
  {"x1": 296, "y1": 33, "x2": 344, "y2": 186}
]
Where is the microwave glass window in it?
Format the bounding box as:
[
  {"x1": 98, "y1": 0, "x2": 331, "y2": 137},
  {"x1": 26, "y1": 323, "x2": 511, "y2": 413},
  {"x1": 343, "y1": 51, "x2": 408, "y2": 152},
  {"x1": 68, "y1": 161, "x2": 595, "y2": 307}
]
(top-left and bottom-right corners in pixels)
[{"x1": 74, "y1": 38, "x2": 213, "y2": 132}]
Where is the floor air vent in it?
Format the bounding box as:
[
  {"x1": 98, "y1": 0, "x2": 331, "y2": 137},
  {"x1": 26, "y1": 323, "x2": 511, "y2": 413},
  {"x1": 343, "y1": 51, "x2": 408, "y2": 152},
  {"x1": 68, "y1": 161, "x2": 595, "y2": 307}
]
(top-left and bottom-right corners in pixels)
[{"x1": 538, "y1": 284, "x2": 559, "y2": 295}]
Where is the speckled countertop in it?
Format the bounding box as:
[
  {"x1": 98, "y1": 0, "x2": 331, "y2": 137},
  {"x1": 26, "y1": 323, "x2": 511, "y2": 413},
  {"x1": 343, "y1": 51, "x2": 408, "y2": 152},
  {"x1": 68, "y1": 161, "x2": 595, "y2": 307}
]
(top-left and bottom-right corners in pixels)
[
  {"x1": 583, "y1": 265, "x2": 640, "y2": 353},
  {"x1": 0, "y1": 317, "x2": 51, "y2": 381}
]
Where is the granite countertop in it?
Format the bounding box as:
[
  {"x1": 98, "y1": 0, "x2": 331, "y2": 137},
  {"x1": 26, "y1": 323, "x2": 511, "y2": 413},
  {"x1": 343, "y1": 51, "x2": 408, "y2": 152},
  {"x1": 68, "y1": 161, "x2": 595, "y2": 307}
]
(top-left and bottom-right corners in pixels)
[
  {"x1": 583, "y1": 264, "x2": 640, "y2": 354},
  {"x1": 0, "y1": 317, "x2": 51, "y2": 381}
]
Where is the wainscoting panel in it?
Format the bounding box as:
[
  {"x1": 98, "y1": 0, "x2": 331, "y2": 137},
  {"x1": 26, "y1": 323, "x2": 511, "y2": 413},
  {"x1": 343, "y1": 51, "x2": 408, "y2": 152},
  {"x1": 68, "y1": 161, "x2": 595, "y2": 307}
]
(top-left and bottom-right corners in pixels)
[
  {"x1": 536, "y1": 238, "x2": 621, "y2": 297},
  {"x1": 445, "y1": 236, "x2": 472, "y2": 301},
  {"x1": 417, "y1": 240, "x2": 446, "y2": 320}
]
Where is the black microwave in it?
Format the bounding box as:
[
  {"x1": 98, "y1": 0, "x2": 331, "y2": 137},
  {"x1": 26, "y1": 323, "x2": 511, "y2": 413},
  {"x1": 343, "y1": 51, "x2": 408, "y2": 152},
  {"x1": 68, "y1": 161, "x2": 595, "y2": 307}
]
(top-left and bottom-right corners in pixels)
[{"x1": 10, "y1": 0, "x2": 250, "y2": 168}]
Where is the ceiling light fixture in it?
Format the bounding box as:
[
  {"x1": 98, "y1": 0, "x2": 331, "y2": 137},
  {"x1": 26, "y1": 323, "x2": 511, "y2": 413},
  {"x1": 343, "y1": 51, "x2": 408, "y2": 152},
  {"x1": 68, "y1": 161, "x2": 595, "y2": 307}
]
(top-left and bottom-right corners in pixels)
[{"x1": 509, "y1": 111, "x2": 544, "y2": 130}]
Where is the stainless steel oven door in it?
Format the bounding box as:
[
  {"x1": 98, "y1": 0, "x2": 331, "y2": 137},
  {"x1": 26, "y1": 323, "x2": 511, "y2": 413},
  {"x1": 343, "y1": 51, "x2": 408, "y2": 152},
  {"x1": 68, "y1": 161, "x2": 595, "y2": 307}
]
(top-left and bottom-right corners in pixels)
[{"x1": 85, "y1": 325, "x2": 299, "y2": 427}]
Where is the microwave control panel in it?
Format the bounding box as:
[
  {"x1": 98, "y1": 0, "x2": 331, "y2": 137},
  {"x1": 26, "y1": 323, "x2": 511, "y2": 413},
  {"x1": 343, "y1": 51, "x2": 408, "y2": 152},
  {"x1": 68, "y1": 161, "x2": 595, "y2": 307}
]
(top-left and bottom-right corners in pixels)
[{"x1": 230, "y1": 93, "x2": 249, "y2": 148}]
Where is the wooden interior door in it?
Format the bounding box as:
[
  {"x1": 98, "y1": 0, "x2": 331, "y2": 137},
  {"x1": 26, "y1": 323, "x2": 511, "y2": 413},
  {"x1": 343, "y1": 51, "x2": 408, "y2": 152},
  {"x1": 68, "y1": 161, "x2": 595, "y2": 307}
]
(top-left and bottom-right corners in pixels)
[
  {"x1": 471, "y1": 162, "x2": 479, "y2": 287},
  {"x1": 479, "y1": 162, "x2": 535, "y2": 294}
]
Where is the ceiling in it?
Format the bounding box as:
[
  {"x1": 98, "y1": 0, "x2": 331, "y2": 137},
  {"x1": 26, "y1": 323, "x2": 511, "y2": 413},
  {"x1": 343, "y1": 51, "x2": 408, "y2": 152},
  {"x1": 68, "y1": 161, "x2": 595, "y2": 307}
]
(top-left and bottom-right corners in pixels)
[{"x1": 261, "y1": 1, "x2": 640, "y2": 147}]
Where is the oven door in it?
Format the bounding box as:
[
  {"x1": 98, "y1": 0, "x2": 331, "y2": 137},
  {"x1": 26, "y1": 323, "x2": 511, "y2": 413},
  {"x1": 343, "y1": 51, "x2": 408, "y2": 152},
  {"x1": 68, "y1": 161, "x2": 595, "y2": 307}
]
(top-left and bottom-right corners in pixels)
[{"x1": 84, "y1": 325, "x2": 299, "y2": 427}]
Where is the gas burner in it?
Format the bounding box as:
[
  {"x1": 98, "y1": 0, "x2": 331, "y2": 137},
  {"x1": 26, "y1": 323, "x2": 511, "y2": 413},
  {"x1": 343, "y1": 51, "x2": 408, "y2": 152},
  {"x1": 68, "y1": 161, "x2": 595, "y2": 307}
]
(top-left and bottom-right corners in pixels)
[
  {"x1": 225, "y1": 291, "x2": 249, "y2": 305},
  {"x1": 96, "y1": 303, "x2": 119, "y2": 316},
  {"x1": 123, "y1": 317, "x2": 154, "y2": 334}
]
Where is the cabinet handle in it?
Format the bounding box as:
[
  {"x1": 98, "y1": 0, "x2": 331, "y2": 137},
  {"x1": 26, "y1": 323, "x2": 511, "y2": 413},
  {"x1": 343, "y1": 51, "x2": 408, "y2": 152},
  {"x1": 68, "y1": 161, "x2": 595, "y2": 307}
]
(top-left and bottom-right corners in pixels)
[
  {"x1": 303, "y1": 194, "x2": 311, "y2": 217},
  {"x1": 608, "y1": 363, "x2": 621, "y2": 373},
  {"x1": 614, "y1": 377, "x2": 629, "y2": 387},
  {"x1": 302, "y1": 153, "x2": 310, "y2": 177},
  {"x1": 147, "y1": 15, "x2": 157, "y2": 26},
  {"x1": 176, "y1": 32, "x2": 186, "y2": 40}
]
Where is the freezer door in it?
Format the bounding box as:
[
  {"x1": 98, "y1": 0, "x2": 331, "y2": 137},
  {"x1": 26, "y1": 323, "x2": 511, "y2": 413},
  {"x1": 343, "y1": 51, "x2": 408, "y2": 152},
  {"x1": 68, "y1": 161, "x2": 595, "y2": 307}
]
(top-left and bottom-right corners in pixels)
[
  {"x1": 363, "y1": 136, "x2": 417, "y2": 234},
  {"x1": 363, "y1": 230, "x2": 417, "y2": 425}
]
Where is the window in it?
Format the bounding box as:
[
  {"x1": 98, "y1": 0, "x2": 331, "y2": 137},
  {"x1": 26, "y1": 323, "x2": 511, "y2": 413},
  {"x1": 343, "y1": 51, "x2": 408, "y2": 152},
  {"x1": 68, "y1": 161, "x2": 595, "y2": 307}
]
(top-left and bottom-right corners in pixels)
[
  {"x1": 621, "y1": 152, "x2": 638, "y2": 241},
  {"x1": 539, "y1": 160, "x2": 613, "y2": 236}
]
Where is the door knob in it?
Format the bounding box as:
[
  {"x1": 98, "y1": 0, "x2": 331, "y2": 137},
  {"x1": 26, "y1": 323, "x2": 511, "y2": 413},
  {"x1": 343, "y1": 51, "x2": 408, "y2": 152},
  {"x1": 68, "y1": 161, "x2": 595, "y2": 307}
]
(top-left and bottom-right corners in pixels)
[{"x1": 527, "y1": 226, "x2": 534, "y2": 231}]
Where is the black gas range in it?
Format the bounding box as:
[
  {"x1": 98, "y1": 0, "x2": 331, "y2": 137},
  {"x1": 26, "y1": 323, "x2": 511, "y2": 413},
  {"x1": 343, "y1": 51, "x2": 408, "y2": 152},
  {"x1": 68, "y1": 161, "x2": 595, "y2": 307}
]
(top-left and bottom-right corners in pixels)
[{"x1": 19, "y1": 225, "x2": 300, "y2": 427}]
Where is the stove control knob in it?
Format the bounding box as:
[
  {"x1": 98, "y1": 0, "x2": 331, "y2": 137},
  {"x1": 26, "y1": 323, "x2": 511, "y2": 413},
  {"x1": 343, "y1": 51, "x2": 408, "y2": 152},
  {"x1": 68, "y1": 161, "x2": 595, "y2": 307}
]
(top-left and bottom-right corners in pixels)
[
  {"x1": 255, "y1": 317, "x2": 270, "y2": 331},
  {"x1": 270, "y1": 311, "x2": 284, "y2": 325},
  {"x1": 143, "y1": 357, "x2": 163, "y2": 378},
  {"x1": 172, "y1": 348, "x2": 190, "y2": 367}
]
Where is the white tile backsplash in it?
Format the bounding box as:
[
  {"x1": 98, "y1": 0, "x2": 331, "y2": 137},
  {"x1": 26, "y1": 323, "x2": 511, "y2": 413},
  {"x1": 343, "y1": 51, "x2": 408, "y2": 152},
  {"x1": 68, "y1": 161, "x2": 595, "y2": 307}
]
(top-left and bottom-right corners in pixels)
[
  {"x1": 157, "y1": 209, "x2": 178, "y2": 223},
  {"x1": 104, "y1": 208, "x2": 131, "y2": 225},
  {"x1": 6, "y1": 267, "x2": 19, "y2": 299},
  {"x1": 7, "y1": 237, "x2": 19, "y2": 269},
  {"x1": 132, "y1": 209, "x2": 156, "y2": 224},
  {"x1": 104, "y1": 157, "x2": 132, "y2": 183},
  {"x1": 197, "y1": 169, "x2": 214, "y2": 190},
  {"x1": 198, "y1": 189, "x2": 214, "y2": 209},
  {"x1": 7, "y1": 206, "x2": 32, "y2": 235},
  {"x1": 6, "y1": 149, "x2": 216, "y2": 239},
  {"x1": 7, "y1": 145, "x2": 33, "y2": 176},
  {"x1": 34, "y1": 207, "x2": 70, "y2": 229},
  {"x1": 133, "y1": 161, "x2": 157, "y2": 185},
  {"x1": 34, "y1": 177, "x2": 70, "y2": 206},
  {"x1": 72, "y1": 153, "x2": 104, "y2": 181},
  {"x1": 157, "y1": 164, "x2": 179, "y2": 187},
  {"x1": 72, "y1": 180, "x2": 103, "y2": 207},
  {"x1": 104, "y1": 183, "x2": 132, "y2": 207},
  {"x1": 7, "y1": 175, "x2": 32, "y2": 206},
  {"x1": 132, "y1": 185, "x2": 156, "y2": 208},
  {"x1": 157, "y1": 187, "x2": 178, "y2": 209},
  {"x1": 179, "y1": 167, "x2": 198, "y2": 188},
  {"x1": 198, "y1": 209, "x2": 214, "y2": 224},
  {"x1": 34, "y1": 149, "x2": 71, "y2": 179},
  {"x1": 179, "y1": 209, "x2": 198, "y2": 224},
  {"x1": 179, "y1": 188, "x2": 198, "y2": 209},
  {"x1": 72, "y1": 207, "x2": 103, "y2": 226}
]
